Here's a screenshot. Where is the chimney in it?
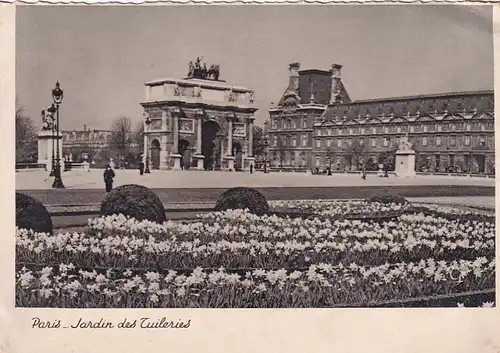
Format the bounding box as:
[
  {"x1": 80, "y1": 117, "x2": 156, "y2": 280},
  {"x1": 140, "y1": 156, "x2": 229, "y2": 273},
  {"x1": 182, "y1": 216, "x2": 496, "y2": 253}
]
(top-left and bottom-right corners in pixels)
[
  {"x1": 330, "y1": 63, "x2": 343, "y2": 104},
  {"x1": 288, "y1": 62, "x2": 300, "y2": 92}
]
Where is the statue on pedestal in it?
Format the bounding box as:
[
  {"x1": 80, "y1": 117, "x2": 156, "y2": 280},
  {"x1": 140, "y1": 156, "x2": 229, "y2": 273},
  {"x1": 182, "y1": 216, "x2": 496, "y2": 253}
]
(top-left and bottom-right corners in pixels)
[
  {"x1": 41, "y1": 110, "x2": 54, "y2": 131},
  {"x1": 187, "y1": 62, "x2": 194, "y2": 77},
  {"x1": 398, "y1": 134, "x2": 413, "y2": 152},
  {"x1": 208, "y1": 65, "x2": 220, "y2": 80},
  {"x1": 188, "y1": 58, "x2": 220, "y2": 80}
]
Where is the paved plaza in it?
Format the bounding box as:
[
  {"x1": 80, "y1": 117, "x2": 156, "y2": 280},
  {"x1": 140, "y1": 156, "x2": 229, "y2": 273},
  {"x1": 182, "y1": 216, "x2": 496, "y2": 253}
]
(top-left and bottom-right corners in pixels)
[{"x1": 16, "y1": 169, "x2": 496, "y2": 191}]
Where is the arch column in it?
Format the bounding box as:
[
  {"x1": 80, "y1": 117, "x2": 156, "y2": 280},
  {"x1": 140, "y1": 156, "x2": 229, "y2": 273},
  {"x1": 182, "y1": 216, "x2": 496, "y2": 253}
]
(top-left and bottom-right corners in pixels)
[
  {"x1": 159, "y1": 110, "x2": 169, "y2": 169},
  {"x1": 194, "y1": 110, "x2": 205, "y2": 170},
  {"x1": 224, "y1": 115, "x2": 235, "y2": 171},
  {"x1": 244, "y1": 117, "x2": 256, "y2": 171},
  {"x1": 170, "y1": 107, "x2": 182, "y2": 170}
]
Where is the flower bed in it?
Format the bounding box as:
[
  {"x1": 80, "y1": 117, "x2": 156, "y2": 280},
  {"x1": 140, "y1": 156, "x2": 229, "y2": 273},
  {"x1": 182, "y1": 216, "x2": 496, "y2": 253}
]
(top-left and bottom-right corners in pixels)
[
  {"x1": 16, "y1": 201, "x2": 495, "y2": 308},
  {"x1": 270, "y1": 200, "x2": 408, "y2": 219}
]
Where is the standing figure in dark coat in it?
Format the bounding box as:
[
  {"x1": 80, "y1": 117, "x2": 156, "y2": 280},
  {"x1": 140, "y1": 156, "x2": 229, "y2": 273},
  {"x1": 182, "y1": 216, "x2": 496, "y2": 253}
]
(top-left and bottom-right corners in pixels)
[
  {"x1": 250, "y1": 164, "x2": 253, "y2": 174},
  {"x1": 362, "y1": 166, "x2": 367, "y2": 180},
  {"x1": 104, "y1": 165, "x2": 115, "y2": 192},
  {"x1": 139, "y1": 161, "x2": 145, "y2": 175}
]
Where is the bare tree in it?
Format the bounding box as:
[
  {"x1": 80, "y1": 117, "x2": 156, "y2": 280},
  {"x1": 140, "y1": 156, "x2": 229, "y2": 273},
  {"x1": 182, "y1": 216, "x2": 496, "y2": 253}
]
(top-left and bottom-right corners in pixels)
[
  {"x1": 110, "y1": 116, "x2": 133, "y2": 168},
  {"x1": 134, "y1": 121, "x2": 144, "y2": 154},
  {"x1": 326, "y1": 146, "x2": 336, "y2": 168},
  {"x1": 16, "y1": 107, "x2": 38, "y2": 163},
  {"x1": 252, "y1": 125, "x2": 266, "y2": 161},
  {"x1": 345, "y1": 138, "x2": 368, "y2": 170},
  {"x1": 275, "y1": 135, "x2": 287, "y2": 169}
]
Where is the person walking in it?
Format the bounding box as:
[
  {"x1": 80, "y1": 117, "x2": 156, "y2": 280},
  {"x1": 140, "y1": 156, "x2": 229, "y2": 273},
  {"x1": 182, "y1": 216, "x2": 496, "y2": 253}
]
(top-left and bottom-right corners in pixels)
[
  {"x1": 250, "y1": 163, "x2": 254, "y2": 174},
  {"x1": 361, "y1": 165, "x2": 367, "y2": 180},
  {"x1": 139, "y1": 161, "x2": 145, "y2": 175},
  {"x1": 103, "y1": 165, "x2": 115, "y2": 192}
]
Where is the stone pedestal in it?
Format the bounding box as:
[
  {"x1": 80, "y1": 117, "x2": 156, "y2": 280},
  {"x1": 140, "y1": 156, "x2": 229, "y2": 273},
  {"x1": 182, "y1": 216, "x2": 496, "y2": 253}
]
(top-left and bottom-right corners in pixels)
[
  {"x1": 37, "y1": 130, "x2": 63, "y2": 172},
  {"x1": 195, "y1": 154, "x2": 205, "y2": 170},
  {"x1": 171, "y1": 154, "x2": 182, "y2": 170},
  {"x1": 395, "y1": 150, "x2": 416, "y2": 178},
  {"x1": 225, "y1": 156, "x2": 235, "y2": 171}
]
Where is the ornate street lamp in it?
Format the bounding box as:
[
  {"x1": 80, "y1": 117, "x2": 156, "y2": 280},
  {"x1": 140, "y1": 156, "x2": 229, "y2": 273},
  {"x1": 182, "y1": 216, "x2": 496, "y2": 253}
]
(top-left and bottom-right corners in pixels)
[
  {"x1": 144, "y1": 115, "x2": 151, "y2": 173},
  {"x1": 51, "y1": 81, "x2": 65, "y2": 188},
  {"x1": 46, "y1": 104, "x2": 57, "y2": 177}
]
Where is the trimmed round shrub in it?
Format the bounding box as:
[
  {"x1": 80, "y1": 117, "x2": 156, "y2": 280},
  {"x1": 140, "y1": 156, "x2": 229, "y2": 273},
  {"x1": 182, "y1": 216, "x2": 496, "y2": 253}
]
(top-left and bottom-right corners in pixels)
[
  {"x1": 16, "y1": 192, "x2": 53, "y2": 234},
  {"x1": 367, "y1": 194, "x2": 409, "y2": 205},
  {"x1": 214, "y1": 187, "x2": 270, "y2": 216},
  {"x1": 100, "y1": 184, "x2": 166, "y2": 224}
]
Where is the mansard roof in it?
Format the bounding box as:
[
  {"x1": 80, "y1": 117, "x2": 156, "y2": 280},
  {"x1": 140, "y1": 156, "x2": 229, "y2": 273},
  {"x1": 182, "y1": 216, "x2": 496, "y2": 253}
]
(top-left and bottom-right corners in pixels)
[
  {"x1": 321, "y1": 90, "x2": 494, "y2": 122},
  {"x1": 277, "y1": 69, "x2": 352, "y2": 108}
]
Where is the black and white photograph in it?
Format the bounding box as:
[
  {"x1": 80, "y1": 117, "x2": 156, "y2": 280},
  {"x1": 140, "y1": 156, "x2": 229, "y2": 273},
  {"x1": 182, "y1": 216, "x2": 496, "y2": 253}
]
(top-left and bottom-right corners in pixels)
[{"x1": 14, "y1": 5, "x2": 495, "y2": 308}]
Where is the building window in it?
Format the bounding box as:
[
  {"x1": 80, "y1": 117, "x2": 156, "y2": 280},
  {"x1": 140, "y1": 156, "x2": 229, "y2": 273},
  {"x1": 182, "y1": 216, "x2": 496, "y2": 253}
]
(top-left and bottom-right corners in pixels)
[
  {"x1": 383, "y1": 138, "x2": 389, "y2": 147},
  {"x1": 466, "y1": 123, "x2": 471, "y2": 131},
  {"x1": 292, "y1": 136, "x2": 297, "y2": 147},
  {"x1": 315, "y1": 140, "x2": 320, "y2": 148},
  {"x1": 384, "y1": 126, "x2": 389, "y2": 134},
  {"x1": 291, "y1": 152, "x2": 296, "y2": 166},
  {"x1": 300, "y1": 153, "x2": 306, "y2": 167},
  {"x1": 328, "y1": 129, "x2": 332, "y2": 136},
  {"x1": 337, "y1": 139, "x2": 342, "y2": 148},
  {"x1": 423, "y1": 125, "x2": 429, "y2": 133},
  {"x1": 360, "y1": 127, "x2": 365, "y2": 135},
  {"x1": 327, "y1": 139, "x2": 332, "y2": 148},
  {"x1": 317, "y1": 129, "x2": 322, "y2": 136},
  {"x1": 410, "y1": 125, "x2": 415, "y2": 133},
  {"x1": 437, "y1": 124, "x2": 442, "y2": 132},
  {"x1": 451, "y1": 124, "x2": 456, "y2": 131},
  {"x1": 302, "y1": 135, "x2": 307, "y2": 147},
  {"x1": 302, "y1": 118, "x2": 307, "y2": 128},
  {"x1": 422, "y1": 137, "x2": 428, "y2": 146},
  {"x1": 480, "y1": 123, "x2": 486, "y2": 131},
  {"x1": 465, "y1": 136, "x2": 471, "y2": 146},
  {"x1": 349, "y1": 128, "x2": 353, "y2": 135},
  {"x1": 292, "y1": 120, "x2": 297, "y2": 129},
  {"x1": 348, "y1": 139, "x2": 352, "y2": 146},
  {"x1": 315, "y1": 157, "x2": 320, "y2": 167},
  {"x1": 339, "y1": 128, "x2": 343, "y2": 135},
  {"x1": 436, "y1": 137, "x2": 441, "y2": 146},
  {"x1": 372, "y1": 126, "x2": 377, "y2": 134},
  {"x1": 450, "y1": 137, "x2": 456, "y2": 146},
  {"x1": 371, "y1": 138, "x2": 376, "y2": 147},
  {"x1": 397, "y1": 126, "x2": 402, "y2": 133}
]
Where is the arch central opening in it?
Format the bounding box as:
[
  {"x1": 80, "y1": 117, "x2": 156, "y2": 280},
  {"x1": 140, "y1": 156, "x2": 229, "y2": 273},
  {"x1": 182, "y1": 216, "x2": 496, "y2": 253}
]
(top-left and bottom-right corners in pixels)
[{"x1": 201, "y1": 120, "x2": 221, "y2": 170}]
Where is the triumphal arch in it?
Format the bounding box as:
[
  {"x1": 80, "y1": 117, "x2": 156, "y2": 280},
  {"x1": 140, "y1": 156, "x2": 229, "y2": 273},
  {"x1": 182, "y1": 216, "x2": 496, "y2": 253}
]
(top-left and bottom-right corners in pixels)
[{"x1": 140, "y1": 59, "x2": 258, "y2": 171}]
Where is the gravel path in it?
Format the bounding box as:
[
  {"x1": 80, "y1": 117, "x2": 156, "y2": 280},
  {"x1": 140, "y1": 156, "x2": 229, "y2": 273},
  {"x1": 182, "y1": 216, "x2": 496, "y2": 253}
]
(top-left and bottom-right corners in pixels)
[{"x1": 20, "y1": 185, "x2": 494, "y2": 207}]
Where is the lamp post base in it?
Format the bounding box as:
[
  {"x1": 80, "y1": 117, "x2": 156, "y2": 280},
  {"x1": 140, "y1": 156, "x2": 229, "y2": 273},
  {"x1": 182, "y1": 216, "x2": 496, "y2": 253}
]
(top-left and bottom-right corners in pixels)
[
  {"x1": 52, "y1": 178, "x2": 65, "y2": 189},
  {"x1": 52, "y1": 164, "x2": 65, "y2": 188}
]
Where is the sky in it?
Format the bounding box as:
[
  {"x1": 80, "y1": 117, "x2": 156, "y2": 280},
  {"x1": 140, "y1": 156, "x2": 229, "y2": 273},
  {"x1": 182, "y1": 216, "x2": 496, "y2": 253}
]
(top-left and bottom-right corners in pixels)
[{"x1": 16, "y1": 5, "x2": 493, "y2": 131}]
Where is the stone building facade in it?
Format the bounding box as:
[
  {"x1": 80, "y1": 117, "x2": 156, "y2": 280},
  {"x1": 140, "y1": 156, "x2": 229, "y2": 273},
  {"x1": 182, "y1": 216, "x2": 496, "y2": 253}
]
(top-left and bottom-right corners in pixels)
[
  {"x1": 140, "y1": 75, "x2": 258, "y2": 171},
  {"x1": 268, "y1": 63, "x2": 495, "y2": 174},
  {"x1": 62, "y1": 128, "x2": 112, "y2": 151}
]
